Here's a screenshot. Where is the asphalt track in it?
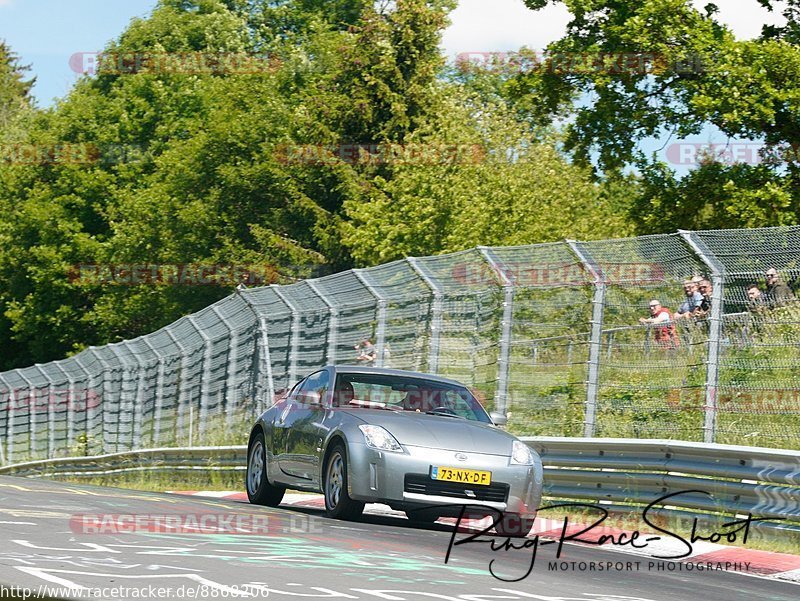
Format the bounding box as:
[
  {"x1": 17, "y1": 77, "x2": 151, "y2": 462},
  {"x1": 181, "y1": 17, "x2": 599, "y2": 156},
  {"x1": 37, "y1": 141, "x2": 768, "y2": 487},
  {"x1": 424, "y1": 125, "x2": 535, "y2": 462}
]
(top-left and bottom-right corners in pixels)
[{"x1": 0, "y1": 476, "x2": 797, "y2": 601}]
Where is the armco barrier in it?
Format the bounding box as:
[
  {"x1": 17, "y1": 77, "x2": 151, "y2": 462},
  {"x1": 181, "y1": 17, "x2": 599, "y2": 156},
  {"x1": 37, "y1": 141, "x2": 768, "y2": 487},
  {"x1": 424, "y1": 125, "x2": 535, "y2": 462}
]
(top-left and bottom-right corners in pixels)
[
  {"x1": 2, "y1": 439, "x2": 798, "y2": 538},
  {"x1": 525, "y1": 437, "x2": 800, "y2": 535}
]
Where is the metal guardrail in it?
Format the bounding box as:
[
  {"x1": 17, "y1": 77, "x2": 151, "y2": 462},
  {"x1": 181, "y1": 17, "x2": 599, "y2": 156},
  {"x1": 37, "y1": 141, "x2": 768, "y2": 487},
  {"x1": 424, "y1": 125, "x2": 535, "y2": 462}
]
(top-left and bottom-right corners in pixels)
[
  {"x1": 525, "y1": 438, "x2": 800, "y2": 532},
  {"x1": 0, "y1": 446, "x2": 246, "y2": 478},
  {"x1": 2, "y1": 439, "x2": 798, "y2": 537}
]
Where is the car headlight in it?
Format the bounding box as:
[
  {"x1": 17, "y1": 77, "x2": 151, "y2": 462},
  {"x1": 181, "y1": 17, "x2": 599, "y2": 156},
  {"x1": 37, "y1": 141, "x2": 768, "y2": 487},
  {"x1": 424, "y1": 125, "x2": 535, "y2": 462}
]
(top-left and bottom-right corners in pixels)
[
  {"x1": 359, "y1": 425, "x2": 403, "y2": 452},
  {"x1": 510, "y1": 440, "x2": 535, "y2": 465}
]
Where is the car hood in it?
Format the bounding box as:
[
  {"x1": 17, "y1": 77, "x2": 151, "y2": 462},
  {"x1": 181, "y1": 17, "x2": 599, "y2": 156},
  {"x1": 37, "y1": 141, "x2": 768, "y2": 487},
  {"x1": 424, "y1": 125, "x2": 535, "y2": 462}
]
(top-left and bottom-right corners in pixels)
[{"x1": 344, "y1": 410, "x2": 517, "y2": 455}]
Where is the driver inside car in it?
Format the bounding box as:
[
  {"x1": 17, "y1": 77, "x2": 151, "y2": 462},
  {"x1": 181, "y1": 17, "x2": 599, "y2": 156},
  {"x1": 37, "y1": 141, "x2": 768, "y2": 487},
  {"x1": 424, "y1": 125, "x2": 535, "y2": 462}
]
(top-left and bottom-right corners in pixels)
[{"x1": 333, "y1": 380, "x2": 355, "y2": 407}]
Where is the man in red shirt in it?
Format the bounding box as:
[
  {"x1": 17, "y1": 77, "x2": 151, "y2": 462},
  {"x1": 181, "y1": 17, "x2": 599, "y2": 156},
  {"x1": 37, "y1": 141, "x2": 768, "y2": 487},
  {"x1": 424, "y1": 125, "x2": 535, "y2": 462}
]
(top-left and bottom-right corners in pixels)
[{"x1": 639, "y1": 299, "x2": 679, "y2": 349}]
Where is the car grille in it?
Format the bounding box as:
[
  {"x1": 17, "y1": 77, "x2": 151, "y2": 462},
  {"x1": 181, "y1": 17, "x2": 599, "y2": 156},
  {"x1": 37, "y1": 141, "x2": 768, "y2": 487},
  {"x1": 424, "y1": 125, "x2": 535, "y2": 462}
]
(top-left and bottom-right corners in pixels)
[{"x1": 404, "y1": 474, "x2": 509, "y2": 503}]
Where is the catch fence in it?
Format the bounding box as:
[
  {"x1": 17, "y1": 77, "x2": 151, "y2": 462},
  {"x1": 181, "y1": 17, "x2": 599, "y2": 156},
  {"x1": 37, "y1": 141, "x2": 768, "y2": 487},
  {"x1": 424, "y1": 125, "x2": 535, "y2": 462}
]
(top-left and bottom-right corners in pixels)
[{"x1": 1, "y1": 225, "x2": 799, "y2": 462}]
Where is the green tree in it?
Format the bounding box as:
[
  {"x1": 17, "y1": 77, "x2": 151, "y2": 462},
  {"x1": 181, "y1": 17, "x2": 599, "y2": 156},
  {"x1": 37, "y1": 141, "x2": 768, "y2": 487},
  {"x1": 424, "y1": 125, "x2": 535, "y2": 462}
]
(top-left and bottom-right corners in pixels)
[
  {"x1": 516, "y1": 0, "x2": 800, "y2": 229},
  {"x1": 0, "y1": 40, "x2": 35, "y2": 129},
  {"x1": 342, "y1": 90, "x2": 634, "y2": 264}
]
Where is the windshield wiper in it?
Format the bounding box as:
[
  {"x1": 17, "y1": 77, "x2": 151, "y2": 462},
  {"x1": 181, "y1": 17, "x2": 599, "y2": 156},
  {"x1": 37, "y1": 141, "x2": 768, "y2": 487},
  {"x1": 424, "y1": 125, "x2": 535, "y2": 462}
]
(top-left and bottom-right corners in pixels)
[{"x1": 424, "y1": 408, "x2": 465, "y2": 419}]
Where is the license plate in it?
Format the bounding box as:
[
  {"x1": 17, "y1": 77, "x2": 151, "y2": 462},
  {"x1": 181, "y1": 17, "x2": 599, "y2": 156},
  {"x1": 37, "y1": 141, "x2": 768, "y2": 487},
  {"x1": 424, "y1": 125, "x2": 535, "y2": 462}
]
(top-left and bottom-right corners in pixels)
[{"x1": 431, "y1": 466, "x2": 491, "y2": 486}]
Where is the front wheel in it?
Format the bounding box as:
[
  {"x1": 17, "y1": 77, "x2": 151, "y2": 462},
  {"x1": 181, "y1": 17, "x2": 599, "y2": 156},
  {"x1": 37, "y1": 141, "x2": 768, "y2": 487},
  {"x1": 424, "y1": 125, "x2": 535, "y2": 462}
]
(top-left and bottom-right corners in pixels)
[
  {"x1": 494, "y1": 513, "x2": 535, "y2": 537},
  {"x1": 246, "y1": 430, "x2": 285, "y2": 506},
  {"x1": 324, "y1": 443, "x2": 364, "y2": 520}
]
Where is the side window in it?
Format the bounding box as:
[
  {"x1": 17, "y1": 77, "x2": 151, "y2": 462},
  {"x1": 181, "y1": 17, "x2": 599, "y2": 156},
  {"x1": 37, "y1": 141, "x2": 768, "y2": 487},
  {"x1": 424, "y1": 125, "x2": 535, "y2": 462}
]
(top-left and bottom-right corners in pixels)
[{"x1": 297, "y1": 370, "x2": 330, "y2": 404}]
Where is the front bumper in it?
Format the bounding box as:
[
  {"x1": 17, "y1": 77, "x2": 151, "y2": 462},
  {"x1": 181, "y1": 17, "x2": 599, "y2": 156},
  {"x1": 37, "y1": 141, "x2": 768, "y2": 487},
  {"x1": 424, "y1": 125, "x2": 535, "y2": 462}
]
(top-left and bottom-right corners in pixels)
[{"x1": 345, "y1": 442, "x2": 543, "y2": 517}]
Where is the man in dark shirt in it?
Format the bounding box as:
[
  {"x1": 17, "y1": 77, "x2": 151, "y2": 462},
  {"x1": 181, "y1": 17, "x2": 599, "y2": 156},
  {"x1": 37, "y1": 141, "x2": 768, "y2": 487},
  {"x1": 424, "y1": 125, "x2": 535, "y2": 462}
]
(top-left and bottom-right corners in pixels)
[
  {"x1": 692, "y1": 280, "x2": 713, "y2": 318},
  {"x1": 764, "y1": 268, "x2": 795, "y2": 308},
  {"x1": 746, "y1": 284, "x2": 767, "y2": 313}
]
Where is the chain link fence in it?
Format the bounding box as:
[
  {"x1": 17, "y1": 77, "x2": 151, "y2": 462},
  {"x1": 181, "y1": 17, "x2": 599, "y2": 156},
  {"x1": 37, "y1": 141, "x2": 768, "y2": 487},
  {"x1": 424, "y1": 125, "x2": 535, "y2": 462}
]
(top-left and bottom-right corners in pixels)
[{"x1": 1, "y1": 225, "x2": 799, "y2": 463}]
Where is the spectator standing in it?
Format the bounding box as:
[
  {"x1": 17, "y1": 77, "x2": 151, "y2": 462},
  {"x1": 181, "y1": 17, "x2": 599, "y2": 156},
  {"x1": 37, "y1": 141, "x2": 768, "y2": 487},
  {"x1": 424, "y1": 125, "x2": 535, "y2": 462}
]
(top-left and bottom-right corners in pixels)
[
  {"x1": 675, "y1": 280, "x2": 703, "y2": 319},
  {"x1": 639, "y1": 300, "x2": 679, "y2": 349},
  {"x1": 764, "y1": 268, "x2": 796, "y2": 308}
]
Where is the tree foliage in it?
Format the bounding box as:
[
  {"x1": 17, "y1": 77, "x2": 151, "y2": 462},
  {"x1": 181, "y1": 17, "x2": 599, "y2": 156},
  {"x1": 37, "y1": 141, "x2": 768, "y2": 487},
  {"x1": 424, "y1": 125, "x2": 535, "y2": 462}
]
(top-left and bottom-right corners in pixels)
[
  {"x1": 0, "y1": 40, "x2": 35, "y2": 127},
  {"x1": 514, "y1": 0, "x2": 800, "y2": 231}
]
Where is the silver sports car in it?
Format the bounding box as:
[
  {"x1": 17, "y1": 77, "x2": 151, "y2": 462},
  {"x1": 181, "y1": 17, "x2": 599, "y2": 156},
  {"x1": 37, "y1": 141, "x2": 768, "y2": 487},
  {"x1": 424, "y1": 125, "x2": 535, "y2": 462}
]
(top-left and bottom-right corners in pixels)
[{"x1": 246, "y1": 366, "x2": 543, "y2": 535}]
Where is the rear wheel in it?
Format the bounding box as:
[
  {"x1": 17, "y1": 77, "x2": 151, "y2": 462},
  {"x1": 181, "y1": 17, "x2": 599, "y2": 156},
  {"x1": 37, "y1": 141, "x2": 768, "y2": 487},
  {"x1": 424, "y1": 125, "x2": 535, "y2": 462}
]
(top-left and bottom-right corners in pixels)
[
  {"x1": 324, "y1": 443, "x2": 364, "y2": 520},
  {"x1": 494, "y1": 513, "x2": 535, "y2": 537},
  {"x1": 246, "y1": 430, "x2": 285, "y2": 506}
]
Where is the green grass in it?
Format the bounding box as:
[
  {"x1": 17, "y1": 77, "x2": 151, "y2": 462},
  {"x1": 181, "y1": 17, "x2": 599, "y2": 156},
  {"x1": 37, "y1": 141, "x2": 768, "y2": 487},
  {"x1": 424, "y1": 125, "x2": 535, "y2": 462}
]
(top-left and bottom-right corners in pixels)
[{"x1": 57, "y1": 468, "x2": 244, "y2": 492}]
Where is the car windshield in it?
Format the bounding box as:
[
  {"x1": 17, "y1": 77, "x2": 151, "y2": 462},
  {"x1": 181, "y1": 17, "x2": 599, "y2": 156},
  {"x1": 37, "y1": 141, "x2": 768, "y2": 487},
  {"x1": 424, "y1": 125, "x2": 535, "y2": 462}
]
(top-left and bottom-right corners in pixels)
[{"x1": 333, "y1": 372, "x2": 491, "y2": 423}]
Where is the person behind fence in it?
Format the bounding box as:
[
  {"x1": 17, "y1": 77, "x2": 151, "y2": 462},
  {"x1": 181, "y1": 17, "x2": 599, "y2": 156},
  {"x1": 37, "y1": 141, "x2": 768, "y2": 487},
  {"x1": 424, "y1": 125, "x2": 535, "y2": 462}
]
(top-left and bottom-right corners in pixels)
[
  {"x1": 693, "y1": 280, "x2": 713, "y2": 318},
  {"x1": 746, "y1": 284, "x2": 767, "y2": 313},
  {"x1": 675, "y1": 279, "x2": 703, "y2": 320},
  {"x1": 764, "y1": 268, "x2": 796, "y2": 308},
  {"x1": 639, "y1": 300, "x2": 679, "y2": 348},
  {"x1": 354, "y1": 339, "x2": 377, "y2": 365}
]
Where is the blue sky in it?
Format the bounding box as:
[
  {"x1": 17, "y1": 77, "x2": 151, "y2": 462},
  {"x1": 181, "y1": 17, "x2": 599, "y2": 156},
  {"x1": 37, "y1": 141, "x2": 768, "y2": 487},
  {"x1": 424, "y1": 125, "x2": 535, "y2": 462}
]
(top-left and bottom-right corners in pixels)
[
  {"x1": 1, "y1": 0, "x2": 158, "y2": 104},
  {"x1": 0, "y1": 0, "x2": 785, "y2": 171}
]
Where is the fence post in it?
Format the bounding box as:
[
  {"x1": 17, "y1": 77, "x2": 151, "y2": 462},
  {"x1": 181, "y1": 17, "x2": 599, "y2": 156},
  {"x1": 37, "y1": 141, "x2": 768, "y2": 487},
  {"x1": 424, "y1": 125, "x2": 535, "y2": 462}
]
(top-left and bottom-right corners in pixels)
[
  {"x1": 89, "y1": 349, "x2": 115, "y2": 454},
  {"x1": 273, "y1": 286, "x2": 301, "y2": 385},
  {"x1": 0, "y1": 374, "x2": 13, "y2": 464},
  {"x1": 679, "y1": 230, "x2": 725, "y2": 444},
  {"x1": 478, "y1": 246, "x2": 515, "y2": 417},
  {"x1": 306, "y1": 280, "x2": 340, "y2": 365},
  {"x1": 141, "y1": 338, "x2": 165, "y2": 445},
  {"x1": 15, "y1": 370, "x2": 36, "y2": 458},
  {"x1": 51, "y1": 363, "x2": 75, "y2": 450},
  {"x1": 107, "y1": 345, "x2": 135, "y2": 452},
  {"x1": 407, "y1": 257, "x2": 444, "y2": 374},
  {"x1": 211, "y1": 306, "x2": 239, "y2": 429},
  {"x1": 33, "y1": 365, "x2": 55, "y2": 458},
  {"x1": 74, "y1": 353, "x2": 101, "y2": 455},
  {"x1": 165, "y1": 328, "x2": 191, "y2": 445},
  {"x1": 566, "y1": 240, "x2": 606, "y2": 438},
  {"x1": 353, "y1": 269, "x2": 389, "y2": 367},
  {"x1": 122, "y1": 342, "x2": 146, "y2": 449},
  {"x1": 187, "y1": 315, "x2": 213, "y2": 441},
  {"x1": 237, "y1": 288, "x2": 276, "y2": 416}
]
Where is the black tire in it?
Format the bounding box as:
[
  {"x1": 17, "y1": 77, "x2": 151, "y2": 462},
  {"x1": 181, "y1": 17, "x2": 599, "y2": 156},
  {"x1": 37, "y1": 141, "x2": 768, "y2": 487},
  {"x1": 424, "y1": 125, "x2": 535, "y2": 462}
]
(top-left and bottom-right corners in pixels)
[
  {"x1": 246, "y1": 430, "x2": 285, "y2": 506},
  {"x1": 323, "y1": 443, "x2": 364, "y2": 520},
  {"x1": 494, "y1": 513, "x2": 535, "y2": 537}
]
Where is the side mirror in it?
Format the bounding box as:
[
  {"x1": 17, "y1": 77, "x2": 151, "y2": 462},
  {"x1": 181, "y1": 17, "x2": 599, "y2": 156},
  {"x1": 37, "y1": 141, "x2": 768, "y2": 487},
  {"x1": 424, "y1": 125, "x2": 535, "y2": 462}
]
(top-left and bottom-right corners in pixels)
[
  {"x1": 490, "y1": 411, "x2": 507, "y2": 427},
  {"x1": 296, "y1": 390, "x2": 322, "y2": 407}
]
